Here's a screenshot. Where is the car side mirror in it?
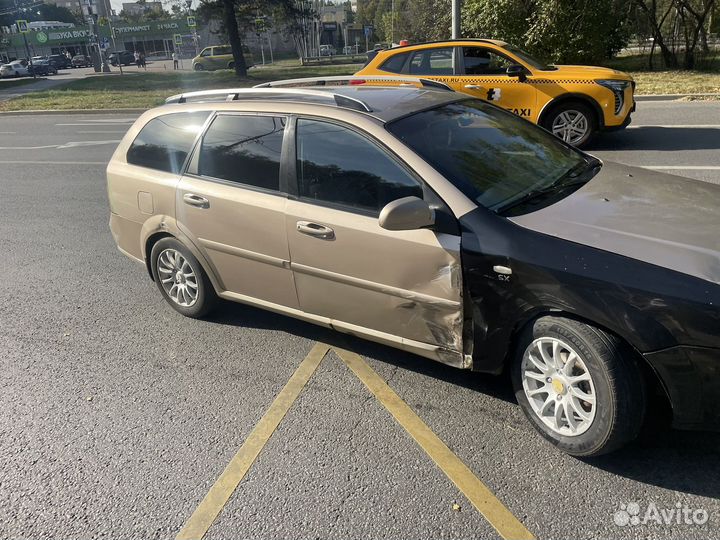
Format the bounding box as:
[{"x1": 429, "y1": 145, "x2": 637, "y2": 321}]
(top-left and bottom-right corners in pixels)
[
  {"x1": 507, "y1": 64, "x2": 527, "y2": 82},
  {"x1": 379, "y1": 196, "x2": 435, "y2": 231}
]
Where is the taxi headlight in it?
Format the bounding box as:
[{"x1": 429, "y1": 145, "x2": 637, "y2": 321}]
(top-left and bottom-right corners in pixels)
[{"x1": 596, "y1": 79, "x2": 631, "y2": 115}]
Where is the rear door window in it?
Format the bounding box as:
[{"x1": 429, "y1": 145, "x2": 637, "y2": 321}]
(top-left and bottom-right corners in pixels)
[
  {"x1": 126, "y1": 111, "x2": 210, "y2": 174},
  {"x1": 197, "y1": 114, "x2": 286, "y2": 192},
  {"x1": 408, "y1": 47, "x2": 455, "y2": 76}
]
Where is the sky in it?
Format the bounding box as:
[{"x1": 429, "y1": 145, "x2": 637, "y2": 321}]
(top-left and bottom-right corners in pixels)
[{"x1": 107, "y1": 0, "x2": 198, "y2": 17}]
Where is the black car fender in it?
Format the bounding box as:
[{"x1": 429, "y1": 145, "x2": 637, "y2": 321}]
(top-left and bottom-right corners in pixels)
[{"x1": 458, "y1": 206, "x2": 720, "y2": 374}]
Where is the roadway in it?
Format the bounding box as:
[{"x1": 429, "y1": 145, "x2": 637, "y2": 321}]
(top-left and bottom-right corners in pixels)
[{"x1": 0, "y1": 101, "x2": 718, "y2": 540}]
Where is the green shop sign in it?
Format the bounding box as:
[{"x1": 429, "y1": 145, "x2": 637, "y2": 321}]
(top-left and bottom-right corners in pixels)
[{"x1": 2, "y1": 18, "x2": 191, "y2": 48}]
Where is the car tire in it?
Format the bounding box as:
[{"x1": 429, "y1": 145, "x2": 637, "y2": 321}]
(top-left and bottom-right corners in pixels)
[
  {"x1": 193, "y1": 63, "x2": 204, "y2": 71},
  {"x1": 511, "y1": 316, "x2": 645, "y2": 457},
  {"x1": 150, "y1": 237, "x2": 218, "y2": 319},
  {"x1": 541, "y1": 101, "x2": 596, "y2": 148},
  {"x1": 228, "y1": 61, "x2": 235, "y2": 69}
]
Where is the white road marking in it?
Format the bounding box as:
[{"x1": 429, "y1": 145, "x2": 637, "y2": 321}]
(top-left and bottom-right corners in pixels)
[
  {"x1": 56, "y1": 122, "x2": 134, "y2": 126},
  {"x1": 0, "y1": 144, "x2": 60, "y2": 150},
  {"x1": 81, "y1": 118, "x2": 137, "y2": 122},
  {"x1": 56, "y1": 140, "x2": 120, "y2": 149},
  {"x1": 0, "y1": 160, "x2": 106, "y2": 164},
  {"x1": 642, "y1": 165, "x2": 720, "y2": 170},
  {"x1": 0, "y1": 131, "x2": 16, "y2": 134},
  {"x1": 0, "y1": 140, "x2": 120, "y2": 150},
  {"x1": 629, "y1": 124, "x2": 720, "y2": 129},
  {"x1": 77, "y1": 130, "x2": 127, "y2": 134}
]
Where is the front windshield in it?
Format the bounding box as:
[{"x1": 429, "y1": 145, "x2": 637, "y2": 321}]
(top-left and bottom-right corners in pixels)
[
  {"x1": 503, "y1": 45, "x2": 555, "y2": 71},
  {"x1": 387, "y1": 99, "x2": 591, "y2": 214}
]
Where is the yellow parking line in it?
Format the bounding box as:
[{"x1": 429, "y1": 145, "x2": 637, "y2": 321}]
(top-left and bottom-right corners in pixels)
[
  {"x1": 335, "y1": 347, "x2": 535, "y2": 540},
  {"x1": 175, "y1": 342, "x2": 330, "y2": 540}
]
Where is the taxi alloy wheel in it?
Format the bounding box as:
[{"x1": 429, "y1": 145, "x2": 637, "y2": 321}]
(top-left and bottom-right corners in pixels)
[
  {"x1": 543, "y1": 102, "x2": 596, "y2": 148},
  {"x1": 552, "y1": 110, "x2": 589, "y2": 144}
]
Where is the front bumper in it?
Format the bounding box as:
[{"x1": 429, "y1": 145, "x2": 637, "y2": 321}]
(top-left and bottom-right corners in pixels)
[{"x1": 644, "y1": 346, "x2": 720, "y2": 430}]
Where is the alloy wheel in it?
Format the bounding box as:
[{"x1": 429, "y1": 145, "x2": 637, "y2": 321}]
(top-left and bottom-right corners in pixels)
[
  {"x1": 521, "y1": 337, "x2": 597, "y2": 436},
  {"x1": 156, "y1": 249, "x2": 199, "y2": 307},
  {"x1": 551, "y1": 110, "x2": 589, "y2": 145}
]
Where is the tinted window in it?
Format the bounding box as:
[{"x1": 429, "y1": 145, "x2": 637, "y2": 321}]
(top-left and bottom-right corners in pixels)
[
  {"x1": 463, "y1": 47, "x2": 514, "y2": 75},
  {"x1": 198, "y1": 115, "x2": 285, "y2": 191},
  {"x1": 409, "y1": 47, "x2": 454, "y2": 75},
  {"x1": 127, "y1": 112, "x2": 209, "y2": 174},
  {"x1": 387, "y1": 100, "x2": 588, "y2": 214},
  {"x1": 380, "y1": 52, "x2": 409, "y2": 73},
  {"x1": 214, "y1": 46, "x2": 231, "y2": 55},
  {"x1": 296, "y1": 119, "x2": 422, "y2": 214}
]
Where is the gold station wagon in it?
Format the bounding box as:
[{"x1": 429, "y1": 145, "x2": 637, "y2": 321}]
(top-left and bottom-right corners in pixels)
[{"x1": 107, "y1": 78, "x2": 720, "y2": 456}]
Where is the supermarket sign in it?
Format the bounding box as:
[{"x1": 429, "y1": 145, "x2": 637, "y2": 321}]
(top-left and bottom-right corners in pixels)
[{"x1": 3, "y1": 18, "x2": 191, "y2": 48}]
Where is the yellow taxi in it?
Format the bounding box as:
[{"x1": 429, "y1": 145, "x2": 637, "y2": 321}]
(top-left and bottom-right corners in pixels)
[
  {"x1": 355, "y1": 39, "x2": 635, "y2": 147},
  {"x1": 192, "y1": 45, "x2": 254, "y2": 72}
]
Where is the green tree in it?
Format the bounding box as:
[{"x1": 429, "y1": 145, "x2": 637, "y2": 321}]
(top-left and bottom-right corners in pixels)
[
  {"x1": 462, "y1": 0, "x2": 533, "y2": 45},
  {"x1": 461, "y1": 0, "x2": 630, "y2": 64},
  {"x1": 407, "y1": 0, "x2": 451, "y2": 41},
  {"x1": 632, "y1": 0, "x2": 716, "y2": 69},
  {"x1": 526, "y1": 0, "x2": 631, "y2": 64},
  {"x1": 196, "y1": 0, "x2": 296, "y2": 77}
]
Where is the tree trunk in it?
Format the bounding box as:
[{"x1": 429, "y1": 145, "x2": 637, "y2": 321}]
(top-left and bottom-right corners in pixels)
[
  {"x1": 222, "y1": 0, "x2": 247, "y2": 77},
  {"x1": 634, "y1": 0, "x2": 679, "y2": 69},
  {"x1": 699, "y1": 22, "x2": 710, "y2": 53},
  {"x1": 654, "y1": 30, "x2": 679, "y2": 68}
]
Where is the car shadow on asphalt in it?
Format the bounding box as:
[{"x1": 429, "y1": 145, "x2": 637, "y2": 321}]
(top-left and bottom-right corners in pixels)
[
  {"x1": 585, "y1": 428, "x2": 720, "y2": 499},
  {"x1": 591, "y1": 127, "x2": 720, "y2": 151},
  {"x1": 207, "y1": 299, "x2": 720, "y2": 498},
  {"x1": 206, "y1": 299, "x2": 516, "y2": 405}
]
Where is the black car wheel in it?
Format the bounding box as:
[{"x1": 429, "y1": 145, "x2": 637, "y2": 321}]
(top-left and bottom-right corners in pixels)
[
  {"x1": 512, "y1": 316, "x2": 645, "y2": 457},
  {"x1": 150, "y1": 237, "x2": 218, "y2": 319},
  {"x1": 541, "y1": 101, "x2": 596, "y2": 148},
  {"x1": 193, "y1": 63, "x2": 204, "y2": 71}
]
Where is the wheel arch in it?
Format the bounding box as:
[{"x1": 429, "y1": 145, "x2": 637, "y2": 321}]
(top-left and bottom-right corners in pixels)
[
  {"x1": 143, "y1": 228, "x2": 225, "y2": 295},
  {"x1": 502, "y1": 309, "x2": 672, "y2": 416},
  {"x1": 538, "y1": 93, "x2": 605, "y2": 131}
]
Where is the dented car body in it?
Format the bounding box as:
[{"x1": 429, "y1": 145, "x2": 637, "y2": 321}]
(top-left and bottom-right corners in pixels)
[{"x1": 107, "y1": 83, "x2": 720, "y2": 445}]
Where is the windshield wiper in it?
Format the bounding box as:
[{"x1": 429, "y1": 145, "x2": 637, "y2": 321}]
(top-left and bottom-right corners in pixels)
[{"x1": 496, "y1": 158, "x2": 601, "y2": 214}]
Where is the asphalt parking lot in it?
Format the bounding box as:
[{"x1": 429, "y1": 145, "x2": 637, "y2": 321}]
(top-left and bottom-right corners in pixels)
[{"x1": 1, "y1": 101, "x2": 719, "y2": 540}]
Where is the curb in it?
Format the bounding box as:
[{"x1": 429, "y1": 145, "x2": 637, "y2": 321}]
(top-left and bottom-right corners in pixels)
[
  {"x1": 635, "y1": 93, "x2": 720, "y2": 101},
  {"x1": 0, "y1": 108, "x2": 148, "y2": 115}
]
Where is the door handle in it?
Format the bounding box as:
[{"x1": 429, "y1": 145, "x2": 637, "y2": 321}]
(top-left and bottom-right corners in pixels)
[
  {"x1": 183, "y1": 193, "x2": 209, "y2": 209},
  {"x1": 464, "y1": 84, "x2": 481, "y2": 90},
  {"x1": 296, "y1": 221, "x2": 334, "y2": 239}
]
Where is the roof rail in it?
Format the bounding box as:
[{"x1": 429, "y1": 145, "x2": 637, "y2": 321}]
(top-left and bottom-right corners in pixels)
[
  {"x1": 164, "y1": 87, "x2": 373, "y2": 113},
  {"x1": 253, "y1": 75, "x2": 453, "y2": 92}
]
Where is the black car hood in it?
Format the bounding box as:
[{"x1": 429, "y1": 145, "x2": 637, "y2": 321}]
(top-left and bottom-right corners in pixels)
[{"x1": 509, "y1": 161, "x2": 720, "y2": 284}]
